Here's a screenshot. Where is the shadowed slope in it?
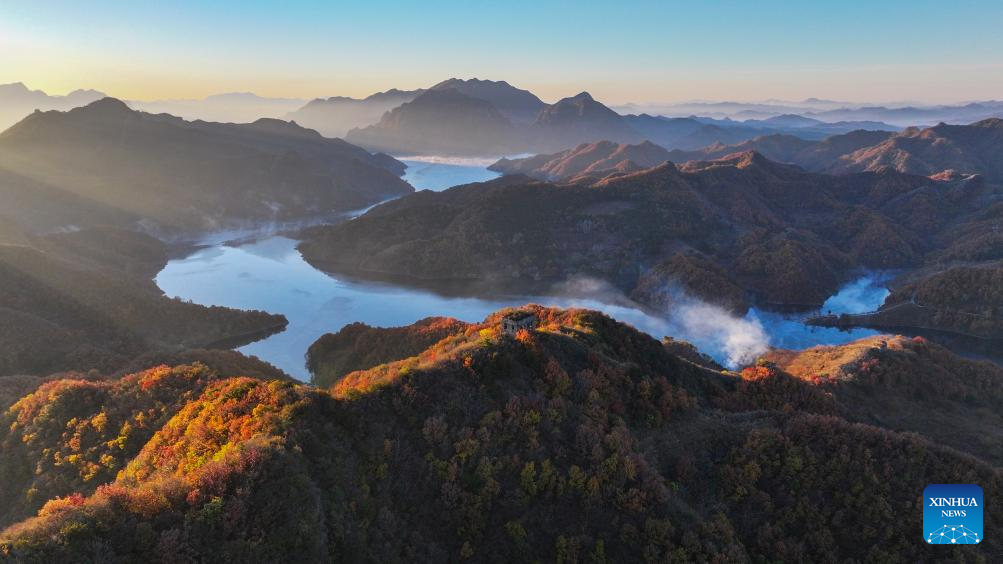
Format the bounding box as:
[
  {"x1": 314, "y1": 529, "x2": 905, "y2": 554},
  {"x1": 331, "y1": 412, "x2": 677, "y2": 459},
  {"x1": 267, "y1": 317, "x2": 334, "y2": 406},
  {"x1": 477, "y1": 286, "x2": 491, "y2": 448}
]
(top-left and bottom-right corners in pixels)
[
  {"x1": 0, "y1": 226, "x2": 285, "y2": 375},
  {"x1": 300, "y1": 153, "x2": 978, "y2": 310},
  {"x1": 0, "y1": 98, "x2": 412, "y2": 234}
]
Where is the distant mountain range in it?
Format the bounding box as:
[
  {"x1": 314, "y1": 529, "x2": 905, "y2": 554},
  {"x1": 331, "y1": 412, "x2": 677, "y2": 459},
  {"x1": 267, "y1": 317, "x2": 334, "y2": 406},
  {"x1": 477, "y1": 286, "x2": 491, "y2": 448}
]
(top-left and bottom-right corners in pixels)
[
  {"x1": 831, "y1": 118, "x2": 1003, "y2": 179},
  {"x1": 0, "y1": 98, "x2": 411, "y2": 234},
  {"x1": 0, "y1": 82, "x2": 106, "y2": 131},
  {"x1": 342, "y1": 80, "x2": 904, "y2": 156},
  {"x1": 431, "y1": 78, "x2": 546, "y2": 124},
  {"x1": 129, "y1": 92, "x2": 307, "y2": 124},
  {"x1": 346, "y1": 86, "x2": 521, "y2": 156},
  {"x1": 0, "y1": 83, "x2": 310, "y2": 129},
  {"x1": 488, "y1": 130, "x2": 896, "y2": 182},
  {"x1": 301, "y1": 146, "x2": 1002, "y2": 342},
  {"x1": 528, "y1": 91, "x2": 641, "y2": 148},
  {"x1": 647, "y1": 118, "x2": 1003, "y2": 181},
  {"x1": 2, "y1": 79, "x2": 1003, "y2": 563},
  {"x1": 613, "y1": 98, "x2": 859, "y2": 118},
  {"x1": 489, "y1": 140, "x2": 673, "y2": 182},
  {"x1": 286, "y1": 78, "x2": 548, "y2": 139},
  {"x1": 285, "y1": 88, "x2": 422, "y2": 138},
  {"x1": 619, "y1": 113, "x2": 897, "y2": 152},
  {"x1": 9, "y1": 80, "x2": 1003, "y2": 158},
  {"x1": 615, "y1": 99, "x2": 1003, "y2": 127},
  {"x1": 808, "y1": 102, "x2": 1003, "y2": 128}
]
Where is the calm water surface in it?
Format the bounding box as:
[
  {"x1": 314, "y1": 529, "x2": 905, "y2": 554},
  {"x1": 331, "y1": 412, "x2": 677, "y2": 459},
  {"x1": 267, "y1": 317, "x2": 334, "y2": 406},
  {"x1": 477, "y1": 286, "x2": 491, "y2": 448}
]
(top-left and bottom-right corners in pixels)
[
  {"x1": 399, "y1": 156, "x2": 502, "y2": 191},
  {"x1": 156, "y1": 160, "x2": 889, "y2": 380}
]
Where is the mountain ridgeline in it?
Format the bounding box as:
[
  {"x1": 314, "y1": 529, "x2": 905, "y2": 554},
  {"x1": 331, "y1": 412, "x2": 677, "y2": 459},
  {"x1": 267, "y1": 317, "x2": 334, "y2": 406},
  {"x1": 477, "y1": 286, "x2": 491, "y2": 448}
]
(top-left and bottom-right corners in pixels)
[
  {"x1": 0, "y1": 82, "x2": 106, "y2": 132},
  {"x1": 346, "y1": 87, "x2": 521, "y2": 156},
  {"x1": 288, "y1": 78, "x2": 546, "y2": 140},
  {"x1": 0, "y1": 95, "x2": 428, "y2": 377},
  {"x1": 493, "y1": 118, "x2": 1003, "y2": 185},
  {"x1": 0, "y1": 98, "x2": 412, "y2": 235},
  {"x1": 488, "y1": 140, "x2": 674, "y2": 182},
  {"x1": 299, "y1": 150, "x2": 1000, "y2": 326},
  {"x1": 1, "y1": 75, "x2": 1002, "y2": 563},
  {"x1": 340, "y1": 78, "x2": 901, "y2": 156},
  {"x1": 650, "y1": 118, "x2": 1003, "y2": 181},
  {"x1": 0, "y1": 225, "x2": 287, "y2": 376},
  {"x1": 286, "y1": 88, "x2": 423, "y2": 138},
  {"x1": 1, "y1": 306, "x2": 999, "y2": 562}
]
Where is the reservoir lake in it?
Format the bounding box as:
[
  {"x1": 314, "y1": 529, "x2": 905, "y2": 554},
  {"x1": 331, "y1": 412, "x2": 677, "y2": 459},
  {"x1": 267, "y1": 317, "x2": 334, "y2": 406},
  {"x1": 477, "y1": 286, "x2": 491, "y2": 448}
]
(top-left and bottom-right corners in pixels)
[{"x1": 157, "y1": 157, "x2": 887, "y2": 381}]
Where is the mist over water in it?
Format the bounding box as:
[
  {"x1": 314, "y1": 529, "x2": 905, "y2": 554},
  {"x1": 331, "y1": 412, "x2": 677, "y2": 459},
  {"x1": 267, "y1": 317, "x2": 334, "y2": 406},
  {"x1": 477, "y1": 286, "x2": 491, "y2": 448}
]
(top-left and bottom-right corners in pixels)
[
  {"x1": 158, "y1": 233, "x2": 890, "y2": 380},
  {"x1": 553, "y1": 276, "x2": 771, "y2": 368},
  {"x1": 648, "y1": 275, "x2": 890, "y2": 367},
  {"x1": 156, "y1": 162, "x2": 892, "y2": 379},
  {"x1": 821, "y1": 274, "x2": 892, "y2": 314},
  {"x1": 156, "y1": 238, "x2": 687, "y2": 379},
  {"x1": 672, "y1": 301, "x2": 769, "y2": 367},
  {"x1": 746, "y1": 274, "x2": 890, "y2": 352}
]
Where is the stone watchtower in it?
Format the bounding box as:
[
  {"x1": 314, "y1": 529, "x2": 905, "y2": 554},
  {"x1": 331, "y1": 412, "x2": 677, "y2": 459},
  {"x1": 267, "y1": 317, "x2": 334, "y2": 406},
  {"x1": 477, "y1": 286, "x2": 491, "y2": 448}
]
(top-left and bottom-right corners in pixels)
[{"x1": 501, "y1": 311, "x2": 537, "y2": 336}]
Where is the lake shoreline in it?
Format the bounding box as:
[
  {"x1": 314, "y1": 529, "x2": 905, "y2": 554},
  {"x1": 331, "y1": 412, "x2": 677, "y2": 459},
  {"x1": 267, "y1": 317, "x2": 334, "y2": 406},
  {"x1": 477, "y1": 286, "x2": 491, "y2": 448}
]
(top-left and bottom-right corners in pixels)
[
  {"x1": 154, "y1": 157, "x2": 999, "y2": 381},
  {"x1": 157, "y1": 234, "x2": 907, "y2": 380}
]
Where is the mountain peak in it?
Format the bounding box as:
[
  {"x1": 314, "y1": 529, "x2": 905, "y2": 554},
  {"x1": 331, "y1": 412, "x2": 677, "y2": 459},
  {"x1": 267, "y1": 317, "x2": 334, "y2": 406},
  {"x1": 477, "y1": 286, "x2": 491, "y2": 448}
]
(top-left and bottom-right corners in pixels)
[
  {"x1": 248, "y1": 117, "x2": 321, "y2": 139},
  {"x1": 424, "y1": 78, "x2": 545, "y2": 125},
  {"x1": 972, "y1": 117, "x2": 1003, "y2": 129},
  {"x1": 531, "y1": 92, "x2": 640, "y2": 149},
  {"x1": 431, "y1": 77, "x2": 512, "y2": 90},
  {"x1": 692, "y1": 150, "x2": 792, "y2": 174},
  {"x1": 66, "y1": 88, "x2": 104, "y2": 97},
  {"x1": 412, "y1": 87, "x2": 481, "y2": 104},
  {"x1": 0, "y1": 81, "x2": 30, "y2": 93},
  {"x1": 80, "y1": 97, "x2": 133, "y2": 114},
  {"x1": 367, "y1": 88, "x2": 419, "y2": 99},
  {"x1": 729, "y1": 150, "x2": 774, "y2": 168},
  {"x1": 546, "y1": 92, "x2": 607, "y2": 112},
  {"x1": 489, "y1": 139, "x2": 672, "y2": 181}
]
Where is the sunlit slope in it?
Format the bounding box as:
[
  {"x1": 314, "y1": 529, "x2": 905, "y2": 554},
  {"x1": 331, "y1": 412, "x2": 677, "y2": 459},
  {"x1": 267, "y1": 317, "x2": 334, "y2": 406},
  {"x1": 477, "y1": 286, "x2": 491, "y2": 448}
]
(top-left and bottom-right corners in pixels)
[{"x1": 2, "y1": 306, "x2": 999, "y2": 561}]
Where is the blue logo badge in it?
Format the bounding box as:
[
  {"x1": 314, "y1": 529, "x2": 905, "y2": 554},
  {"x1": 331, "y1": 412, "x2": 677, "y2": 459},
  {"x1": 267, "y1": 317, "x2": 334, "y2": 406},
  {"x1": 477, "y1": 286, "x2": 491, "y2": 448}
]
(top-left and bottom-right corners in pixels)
[{"x1": 924, "y1": 484, "x2": 983, "y2": 545}]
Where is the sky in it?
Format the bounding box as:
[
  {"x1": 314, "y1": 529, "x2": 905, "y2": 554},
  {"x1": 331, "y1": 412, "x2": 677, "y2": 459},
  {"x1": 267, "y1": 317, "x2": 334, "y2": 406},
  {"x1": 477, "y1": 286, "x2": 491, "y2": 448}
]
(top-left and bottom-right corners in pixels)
[{"x1": 2, "y1": 0, "x2": 1002, "y2": 104}]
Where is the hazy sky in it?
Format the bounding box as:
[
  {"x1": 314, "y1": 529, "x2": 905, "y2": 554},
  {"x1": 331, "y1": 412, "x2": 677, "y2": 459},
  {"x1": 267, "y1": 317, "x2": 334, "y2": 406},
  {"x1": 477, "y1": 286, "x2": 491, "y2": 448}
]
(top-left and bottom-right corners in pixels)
[{"x1": 2, "y1": 0, "x2": 1002, "y2": 104}]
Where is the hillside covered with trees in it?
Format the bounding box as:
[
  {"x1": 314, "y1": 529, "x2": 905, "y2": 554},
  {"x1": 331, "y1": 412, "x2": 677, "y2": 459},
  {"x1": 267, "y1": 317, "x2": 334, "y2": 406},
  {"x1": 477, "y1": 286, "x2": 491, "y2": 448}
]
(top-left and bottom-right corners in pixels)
[
  {"x1": 2, "y1": 306, "x2": 998, "y2": 562},
  {"x1": 810, "y1": 262, "x2": 1003, "y2": 340},
  {"x1": 300, "y1": 151, "x2": 1001, "y2": 327},
  {"x1": 0, "y1": 225, "x2": 286, "y2": 376},
  {"x1": 0, "y1": 98, "x2": 412, "y2": 235}
]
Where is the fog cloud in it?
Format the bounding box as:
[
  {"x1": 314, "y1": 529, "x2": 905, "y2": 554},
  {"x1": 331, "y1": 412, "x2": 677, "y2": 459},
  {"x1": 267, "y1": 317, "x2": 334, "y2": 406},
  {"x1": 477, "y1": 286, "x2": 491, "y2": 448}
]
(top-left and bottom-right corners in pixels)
[
  {"x1": 550, "y1": 276, "x2": 769, "y2": 369},
  {"x1": 669, "y1": 298, "x2": 769, "y2": 368}
]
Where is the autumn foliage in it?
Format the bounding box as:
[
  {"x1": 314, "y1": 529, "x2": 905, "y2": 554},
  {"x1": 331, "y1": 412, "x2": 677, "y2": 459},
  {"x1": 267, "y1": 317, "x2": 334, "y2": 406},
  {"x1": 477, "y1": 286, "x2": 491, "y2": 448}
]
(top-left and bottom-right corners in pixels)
[{"x1": 1, "y1": 307, "x2": 1000, "y2": 563}]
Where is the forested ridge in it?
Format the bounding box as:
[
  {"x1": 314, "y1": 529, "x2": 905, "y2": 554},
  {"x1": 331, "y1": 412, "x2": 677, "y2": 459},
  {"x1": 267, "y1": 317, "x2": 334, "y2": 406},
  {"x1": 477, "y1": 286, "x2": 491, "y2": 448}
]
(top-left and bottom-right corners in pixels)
[
  {"x1": 0, "y1": 98, "x2": 412, "y2": 234},
  {"x1": 300, "y1": 150, "x2": 1003, "y2": 339},
  {"x1": 0, "y1": 226, "x2": 286, "y2": 376},
  {"x1": 1, "y1": 306, "x2": 998, "y2": 562}
]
